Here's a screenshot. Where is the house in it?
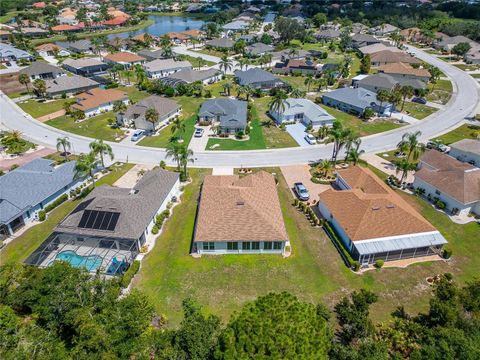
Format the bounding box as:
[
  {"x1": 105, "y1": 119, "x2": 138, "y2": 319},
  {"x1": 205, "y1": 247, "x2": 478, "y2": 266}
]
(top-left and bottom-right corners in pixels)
[
  {"x1": 166, "y1": 29, "x2": 203, "y2": 44},
  {"x1": 205, "y1": 37, "x2": 235, "y2": 50},
  {"x1": 315, "y1": 29, "x2": 340, "y2": 41},
  {"x1": 370, "y1": 23, "x2": 399, "y2": 36},
  {"x1": 245, "y1": 42, "x2": 274, "y2": 57},
  {"x1": 239, "y1": 34, "x2": 256, "y2": 44},
  {"x1": 270, "y1": 98, "x2": 335, "y2": 128},
  {"x1": 235, "y1": 68, "x2": 288, "y2": 90},
  {"x1": 103, "y1": 52, "x2": 146, "y2": 69},
  {"x1": 322, "y1": 87, "x2": 394, "y2": 116},
  {"x1": 358, "y1": 43, "x2": 402, "y2": 56},
  {"x1": 51, "y1": 24, "x2": 82, "y2": 32},
  {"x1": 223, "y1": 20, "x2": 249, "y2": 33},
  {"x1": 272, "y1": 59, "x2": 319, "y2": 75},
  {"x1": 449, "y1": 139, "x2": 480, "y2": 166},
  {"x1": 72, "y1": 88, "x2": 128, "y2": 117},
  {"x1": 62, "y1": 58, "x2": 108, "y2": 77},
  {"x1": 144, "y1": 59, "x2": 192, "y2": 79},
  {"x1": 0, "y1": 43, "x2": 33, "y2": 61},
  {"x1": 198, "y1": 98, "x2": 248, "y2": 134},
  {"x1": 413, "y1": 150, "x2": 480, "y2": 216},
  {"x1": 160, "y1": 68, "x2": 222, "y2": 87},
  {"x1": 351, "y1": 33, "x2": 381, "y2": 48},
  {"x1": 0, "y1": 159, "x2": 84, "y2": 239},
  {"x1": 370, "y1": 50, "x2": 421, "y2": 66},
  {"x1": 357, "y1": 73, "x2": 427, "y2": 92},
  {"x1": 117, "y1": 95, "x2": 181, "y2": 131},
  {"x1": 319, "y1": 166, "x2": 447, "y2": 265},
  {"x1": 45, "y1": 75, "x2": 99, "y2": 97},
  {"x1": 19, "y1": 62, "x2": 66, "y2": 81},
  {"x1": 0, "y1": 30, "x2": 11, "y2": 41},
  {"x1": 56, "y1": 40, "x2": 94, "y2": 54},
  {"x1": 193, "y1": 171, "x2": 289, "y2": 255},
  {"x1": 15, "y1": 27, "x2": 48, "y2": 37},
  {"x1": 435, "y1": 35, "x2": 476, "y2": 53},
  {"x1": 137, "y1": 48, "x2": 168, "y2": 61},
  {"x1": 36, "y1": 43, "x2": 70, "y2": 57},
  {"x1": 377, "y1": 62, "x2": 431, "y2": 83},
  {"x1": 465, "y1": 45, "x2": 480, "y2": 64},
  {"x1": 272, "y1": 49, "x2": 312, "y2": 62},
  {"x1": 26, "y1": 168, "x2": 181, "y2": 274},
  {"x1": 351, "y1": 23, "x2": 369, "y2": 34}
]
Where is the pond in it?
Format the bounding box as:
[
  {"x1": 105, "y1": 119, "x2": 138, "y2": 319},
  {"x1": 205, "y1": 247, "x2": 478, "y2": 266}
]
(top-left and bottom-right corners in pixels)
[{"x1": 108, "y1": 15, "x2": 205, "y2": 40}]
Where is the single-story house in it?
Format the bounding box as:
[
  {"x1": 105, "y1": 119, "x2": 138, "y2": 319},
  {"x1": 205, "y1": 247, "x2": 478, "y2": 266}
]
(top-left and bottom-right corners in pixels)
[
  {"x1": 356, "y1": 73, "x2": 427, "y2": 93},
  {"x1": 245, "y1": 42, "x2": 274, "y2": 57},
  {"x1": 103, "y1": 52, "x2": 146, "y2": 69},
  {"x1": 0, "y1": 159, "x2": 84, "y2": 239},
  {"x1": 351, "y1": 33, "x2": 381, "y2": 48},
  {"x1": 272, "y1": 49, "x2": 312, "y2": 62},
  {"x1": 434, "y1": 35, "x2": 476, "y2": 53},
  {"x1": 137, "y1": 48, "x2": 167, "y2": 61},
  {"x1": 56, "y1": 40, "x2": 94, "y2": 54},
  {"x1": 239, "y1": 34, "x2": 256, "y2": 44},
  {"x1": 117, "y1": 95, "x2": 180, "y2": 131},
  {"x1": 160, "y1": 68, "x2": 222, "y2": 87},
  {"x1": 322, "y1": 87, "x2": 394, "y2": 116},
  {"x1": 51, "y1": 24, "x2": 82, "y2": 32},
  {"x1": 223, "y1": 20, "x2": 249, "y2": 33},
  {"x1": 36, "y1": 43, "x2": 70, "y2": 57},
  {"x1": 193, "y1": 171, "x2": 289, "y2": 255},
  {"x1": 351, "y1": 23, "x2": 369, "y2": 34},
  {"x1": 72, "y1": 87, "x2": 128, "y2": 117},
  {"x1": 272, "y1": 59, "x2": 319, "y2": 75},
  {"x1": 315, "y1": 29, "x2": 340, "y2": 41},
  {"x1": 45, "y1": 75, "x2": 99, "y2": 97},
  {"x1": 413, "y1": 150, "x2": 480, "y2": 216},
  {"x1": 369, "y1": 23, "x2": 399, "y2": 36},
  {"x1": 205, "y1": 37, "x2": 235, "y2": 50},
  {"x1": 26, "y1": 168, "x2": 181, "y2": 274},
  {"x1": 0, "y1": 43, "x2": 33, "y2": 61},
  {"x1": 144, "y1": 59, "x2": 192, "y2": 79},
  {"x1": 318, "y1": 166, "x2": 448, "y2": 265},
  {"x1": 234, "y1": 68, "x2": 288, "y2": 90},
  {"x1": 19, "y1": 62, "x2": 66, "y2": 81},
  {"x1": 358, "y1": 43, "x2": 402, "y2": 56},
  {"x1": 62, "y1": 58, "x2": 108, "y2": 77},
  {"x1": 370, "y1": 50, "x2": 421, "y2": 66},
  {"x1": 377, "y1": 62, "x2": 431, "y2": 83},
  {"x1": 448, "y1": 139, "x2": 480, "y2": 166},
  {"x1": 166, "y1": 29, "x2": 203, "y2": 44},
  {"x1": 270, "y1": 98, "x2": 335, "y2": 128},
  {"x1": 465, "y1": 45, "x2": 480, "y2": 64},
  {"x1": 15, "y1": 27, "x2": 48, "y2": 37},
  {"x1": 198, "y1": 98, "x2": 248, "y2": 134}
]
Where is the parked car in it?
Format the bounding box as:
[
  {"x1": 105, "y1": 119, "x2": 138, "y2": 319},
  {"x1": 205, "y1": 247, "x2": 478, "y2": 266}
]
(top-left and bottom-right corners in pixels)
[
  {"x1": 194, "y1": 128, "x2": 204, "y2": 137},
  {"x1": 5, "y1": 61, "x2": 11, "y2": 67},
  {"x1": 294, "y1": 182, "x2": 310, "y2": 201},
  {"x1": 131, "y1": 130, "x2": 145, "y2": 142},
  {"x1": 412, "y1": 97, "x2": 427, "y2": 104},
  {"x1": 427, "y1": 141, "x2": 449, "y2": 153},
  {"x1": 304, "y1": 133, "x2": 317, "y2": 145}
]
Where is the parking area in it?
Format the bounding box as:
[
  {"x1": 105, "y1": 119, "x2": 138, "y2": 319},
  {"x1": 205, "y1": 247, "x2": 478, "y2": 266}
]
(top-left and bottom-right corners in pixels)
[
  {"x1": 280, "y1": 164, "x2": 331, "y2": 202},
  {"x1": 285, "y1": 123, "x2": 311, "y2": 147},
  {"x1": 189, "y1": 125, "x2": 213, "y2": 152}
]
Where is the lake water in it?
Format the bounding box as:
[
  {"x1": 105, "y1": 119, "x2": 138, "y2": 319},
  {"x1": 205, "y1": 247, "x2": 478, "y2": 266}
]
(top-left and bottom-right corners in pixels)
[{"x1": 108, "y1": 15, "x2": 205, "y2": 40}]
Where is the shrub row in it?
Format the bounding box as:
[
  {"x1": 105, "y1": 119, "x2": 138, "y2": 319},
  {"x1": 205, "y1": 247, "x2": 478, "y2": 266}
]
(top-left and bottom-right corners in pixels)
[
  {"x1": 152, "y1": 209, "x2": 171, "y2": 235},
  {"x1": 324, "y1": 221, "x2": 360, "y2": 271},
  {"x1": 120, "y1": 260, "x2": 140, "y2": 288},
  {"x1": 44, "y1": 194, "x2": 68, "y2": 213}
]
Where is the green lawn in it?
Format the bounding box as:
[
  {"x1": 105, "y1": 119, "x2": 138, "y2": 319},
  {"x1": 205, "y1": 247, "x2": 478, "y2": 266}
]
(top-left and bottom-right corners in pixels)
[
  {"x1": 471, "y1": 74, "x2": 480, "y2": 79},
  {"x1": 18, "y1": 98, "x2": 72, "y2": 118},
  {"x1": 433, "y1": 124, "x2": 480, "y2": 145},
  {"x1": 192, "y1": 48, "x2": 227, "y2": 59},
  {"x1": 430, "y1": 79, "x2": 453, "y2": 93},
  {"x1": 277, "y1": 75, "x2": 311, "y2": 93},
  {"x1": 454, "y1": 64, "x2": 480, "y2": 71},
  {"x1": 402, "y1": 102, "x2": 438, "y2": 120},
  {"x1": 319, "y1": 104, "x2": 403, "y2": 135},
  {"x1": 7, "y1": 91, "x2": 29, "y2": 99},
  {"x1": 0, "y1": 163, "x2": 134, "y2": 265},
  {"x1": 118, "y1": 86, "x2": 150, "y2": 102},
  {"x1": 178, "y1": 54, "x2": 216, "y2": 67},
  {"x1": 426, "y1": 90, "x2": 451, "y2": 105},
  {"x1": 46, "y1": 112, "x2": 126, "y2": 142},
  {"x1": 206, "y1": 117, "x2": 266, "y2": 150}
]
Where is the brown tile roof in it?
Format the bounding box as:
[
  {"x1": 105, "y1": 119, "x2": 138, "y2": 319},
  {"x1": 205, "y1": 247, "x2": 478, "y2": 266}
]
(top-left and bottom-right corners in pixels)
[
  {"x1": 370, "y1": 50, "x2": 421, "y2": 65},
  {"x1": 104, "y1": 52, "x2": 145, "y2": 63},
  {"x1": 72, "y1": 88, "x2": 127, "y2": 112},
  {"x1": 378, "y1": 62, "x2": 431, "y2": 77},
  {"x1": 319, "y1": 166, "x2": 436, "y2": 241},
  {"x1": 35, "y1": 43, "x2": 59, "y2": 51},
  {"x1": 194, "y1": 171, "x2": 289, "y2": 243},
  {"x1": 416, "y1": 150, "x2": 480, "y2": 204}
]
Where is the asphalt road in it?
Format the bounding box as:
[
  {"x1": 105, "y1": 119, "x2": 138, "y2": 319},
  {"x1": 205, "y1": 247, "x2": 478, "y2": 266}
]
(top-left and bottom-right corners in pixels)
[{"x1": 0, "y1": 46, "x2": 478, "y2": 168}]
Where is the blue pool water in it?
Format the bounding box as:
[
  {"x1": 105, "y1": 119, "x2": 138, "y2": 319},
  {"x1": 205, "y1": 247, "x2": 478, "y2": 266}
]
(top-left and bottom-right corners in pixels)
[{"x1": 55, "y1": 250, "x2": 103, "y2": 271}]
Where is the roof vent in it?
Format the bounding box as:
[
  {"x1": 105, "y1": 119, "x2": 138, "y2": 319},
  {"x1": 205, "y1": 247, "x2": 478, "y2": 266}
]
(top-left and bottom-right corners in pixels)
[
  {"x1": 129, "y1": 189, "x2": 139, "y2": 195},
  {"x1": 386, "y1": 204, "x2": 395, "y2": 209},
  {"x1": 236, "y1": 200, "x2": 245, "y2": 206},
  {"x1": 372, "y1": 206, "x2": 381, "y2": 211}
]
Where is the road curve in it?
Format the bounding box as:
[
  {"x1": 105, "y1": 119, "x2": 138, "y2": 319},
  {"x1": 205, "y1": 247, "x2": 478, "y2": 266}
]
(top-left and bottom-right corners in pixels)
[{"x1": 1, "y1": 46, "x2": 478, "y2": 167}]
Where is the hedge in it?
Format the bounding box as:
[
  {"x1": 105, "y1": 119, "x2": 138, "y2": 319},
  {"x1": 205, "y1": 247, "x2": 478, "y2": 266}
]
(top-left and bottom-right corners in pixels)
[
  {"x1": 324, "y1": 221, "x2": 358, "y2": 271},
  {"x1": 44, "y1": 194, "x2": 69, "y2": 213},
  {"x1": 120, "y1": 260, "x2": 140, "y2": 288},
  {"x1": 38, "y1": 210, "x2": 46, "y2": 222}
]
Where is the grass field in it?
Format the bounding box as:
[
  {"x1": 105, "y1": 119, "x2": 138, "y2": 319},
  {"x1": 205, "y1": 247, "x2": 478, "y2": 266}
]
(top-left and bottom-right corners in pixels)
[
  {"x1": 133, "y1": 166, "x2": 480, "y2": 327},
  {"x1": 0, "y1": 163, "x2": 134, "y2": 265},
  {"x1": 18, "y1": 98, "x2": 72, "y2": 118},
  {"x1": 433, "y1": 124, "x2": 480, "y2": 145},
  {"x1": 46, "y1": 112, "x2": 125, "y2": 142},
  {"x1": 402, "y1": 102, "x2": 438, "y2": 120},
  {"x1": 206, "y1": 117, "x2": 266, "y2": 150},
  {"x1": 430, "y1": 79, "x2": 453, "y2": 93},
  {"x1": 179, "y1": 54, "x2": 216, "y2": 67},
  {"x1": 454, "y1": 64, "x2": 480, "y2": 71},
  {"x1": 118, "y1": 86, "x2": 150, "y2": 102}
]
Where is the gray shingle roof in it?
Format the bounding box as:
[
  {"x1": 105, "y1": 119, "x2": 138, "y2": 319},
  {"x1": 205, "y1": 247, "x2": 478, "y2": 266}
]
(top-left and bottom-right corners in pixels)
[
  {"x1": 124, "y1": 95, "x2": 180, "y2": 120},
  {"x1": 246, "y1": 42, "x2": 274, "y2": 55},
  {"x1": 234, "y1": 68, "x2": 283, "y2": 86},
  {"x1": 19, "y1": 62, "x2": 65, "y2": 77},
  {"x1": 144, "y1": 59, "x2": 192, "y2": 73},
  {"x1": 0, "y1": 43, "x2": 33, "y2": 60},
  {"x1": 199, "y1": 98, "x2": 248, "y2": 129},
  {"x1": 358, "y1": 73, "x2": 426, "y2": 90},
  {"x1": 62, "y1": 58, "x2": 106, "y2": 69},
  {"x1": 55, "y1": 168, "x2": 179, "y2": 240},
  {"x1": 162, "y1": 68, "x2": 220, "y2": 83},
  {"x1": 322, "y1": 87, "x2": 390, "y2": 110},
  {"x1": 315, "y1": 29, "x2": 341, "y2": 39},
  {"x1": 56, "y1": 39, "x2": 93, "y2": 51},
  {"x1": 0, "y1": 159, "x2": 78, "y2": 224},
  {"x1": 205, "y1": 37, "x2": 235, "y2": 49},
  {"x1": 45, "y1": 75, "x2": 99, "y2": 95}
]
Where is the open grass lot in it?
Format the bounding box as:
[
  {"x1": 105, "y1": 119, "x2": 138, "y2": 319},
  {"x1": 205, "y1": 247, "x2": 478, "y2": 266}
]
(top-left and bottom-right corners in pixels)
[
  {"x1": 454, "y1": 63, "x2": 480, "y2": 71},
  {"x1": 430, "y1": 79, "x2": 453, "y2": 93},
  {"x1": 192, "y1": 48, "x2": 227, "y2": 59},
  {"x1": 46, "y1": 112, "x2": 125, "y2": 142},
  {"x1": 319, "y1": 104, "x2": 403, "y2": 135},
  {"x1": 133, "y1": 166, "x2": 480, "y2": 327},
  {"x1": 427, "y1": 90, "x2": 451, "y2": 105},
  {"x1": 471, "y1": 73, "x2": 480, "y2": 78},
  {"x1": 18, "y1": 98, "x2": 72, "y2": 118},
  {"x1": 277, "y1": 75, "x2": 311, "y2": 93},
  {"x1": 118, "y1": 86, "x2": 150, "y2": 102},
  {"x1": 433, "y1": 124, "x2": 480, "y2": 144},
  {"x1": 179, "y1": 54, "x2": 216, "y2": 67},
  {"x1": 0, "y1": 163, "x2": 134, "y2": 265},
  {"x1": 402, "y1": 102, "x2": 438, "y2": 119}
]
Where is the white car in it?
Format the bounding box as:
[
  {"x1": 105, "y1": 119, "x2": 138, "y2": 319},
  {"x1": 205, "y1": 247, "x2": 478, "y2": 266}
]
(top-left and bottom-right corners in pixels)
[{"x1": 304, "y1": 134, "x2": 317, "y2": 145}]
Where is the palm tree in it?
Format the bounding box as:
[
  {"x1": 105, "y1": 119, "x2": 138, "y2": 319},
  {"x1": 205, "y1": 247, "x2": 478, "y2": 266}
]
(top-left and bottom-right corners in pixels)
[
  {"x1": 317, "y1": 124, "x2": 329, "y2": 139},
  {"x1": 340, "y1": 55, "x2": 353, "y2": 78},
  {"x1": 317, "y1": 159, "x2": 332, "y2": 178},
  {"x1": 89, "y1": 139, "x2": 114, "y2": 168},
  {"x1": 394, "y1": 158, "x2": 416, "y2": 183},
  {"x1": 196, "y1": 57, "x2": 205, "y2": 69},
  {"x1": 33, "y1": 79, "x2": 46, "y2": 98},
  {"x1": 326, "y1": 120, "x2": 350, "y2": 163},
  {"x1": 179, "y1": 145, "x2": 194, "y2": 179},
  {"x1": 400, "y1": 85, "x2": 414, "y2": 112},
  {"x1": 18, "y1": 73, "x2": 31, "y2": 94},
  {"x1": 145, "y1": 107, "x2": 159, "y2": 132},
  {"x1": 223, "y1": 81, "x2": 233, "y2": 96},
  {"x1": 304, "y1": 75, "x2": 315, "y2": 93},
  {"x1": 56, "y1": 136, "x2": 71, "y2": 161},
  {"x1": 238, "y1": 57, "x2": 249, "y2": 71},
  {"x1": 288, "y1": 48, "x2": 299, "y2": 59},
  {"x1": 219, "y1": 55, "x2": 233, "y2": 75},
  {"x1": 376, "y1": 89, "x2": 390, "y2": 116},
  {"x1": 113, "y1": 100, "x2": 127, "y2": 114},
  {"x1": 134, "y1": 64, "x2": 146, "y2": 85},
  {"x1": 346, "y1": 148, "x2": 366, "y2": 166},
  {"x1": 290, "y1": 88, "x2": 305, "y2": 98},
  {"x1": 428, "y1": 66, "x2": 442, "y2": 91},
  {"x1": 74, "y1": 152, "x2": 99, "y2": 188},
  {"x1": 344, "y1": 132, "x2": 361, "y2": 155},
  {"x1": 397, "y1": 131, "x2": 426, "y2": 161},
  {"x1": 165, "y1": 142, "x2": 182, "y2": 171},
  {"x1": 3, "y1": 130, "x2": 23, "y2": 143},
  {"x1": 237, "y1": 84, "x2": 253, "y2": 101},
  {"x1": 170, "y1": 118, "x2": 186, "y2": 139},
  {"x1": 269, "y1": 90, "x2": 288, "y2": 115}
]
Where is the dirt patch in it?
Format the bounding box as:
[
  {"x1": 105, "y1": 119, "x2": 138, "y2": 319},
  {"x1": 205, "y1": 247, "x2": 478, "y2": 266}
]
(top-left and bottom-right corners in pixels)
[{"x1": 0, "y1": 72, "x2": 23, "y2": 94}]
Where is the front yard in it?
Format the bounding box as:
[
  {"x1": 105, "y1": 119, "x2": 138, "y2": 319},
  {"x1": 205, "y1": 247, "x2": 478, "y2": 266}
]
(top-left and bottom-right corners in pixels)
[
  {"x1": 18, "y1": 98, "x2": 72, "y2": 118},
  {"x1": 402, "y1": 102, "x2": 438, "y2": 120},
  {"x1": 433, "y1": 124, "x2": 480, "y2": 145}
]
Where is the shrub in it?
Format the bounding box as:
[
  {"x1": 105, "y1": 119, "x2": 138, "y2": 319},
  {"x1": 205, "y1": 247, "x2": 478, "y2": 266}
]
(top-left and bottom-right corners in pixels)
[
  {"x1": 442, "y1": 247, "x2": 453, "y2": 259},
  {"x1": 374, "y1": 259, "x2": 384, "y2": 268},
  {"x1": 435, "y1": 200, "x2": 446, "y2": 209},
  {"x1": 159, "y1": 160, "x2": 166, "y2": 169},
  {"x1": 38, "y1": 210, "x2": 46, "y2": 221},
  {"x1": 44, "y1": 194, "x2": 68, "y2": 213},
  {"x1": 162, "y1": 209, "x2": 170, "y2": 218},
  {"x1": 120, "y1": 260, "x2": 140, "y2": 288},
  {"x1": 324, "y1": 221, "x2": 358, "y2": 271},
  {"x1": 151, "y1": 225, "x2": 159, "y2": 234},
  {"x1": 352, "y1": 261, "x2": 361, "y2": 272},
  {"x1": 293, "y1": 198, "x2": 299, "y2": 207}
]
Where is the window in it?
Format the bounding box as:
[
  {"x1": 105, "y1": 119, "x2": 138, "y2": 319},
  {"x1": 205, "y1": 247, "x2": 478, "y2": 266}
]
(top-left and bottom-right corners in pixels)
[
  {"x1": 252, "y1": 242, "x2": 260, "y2": 250},
  {"x1": 203, "y1": 242, "x2": 215, "y2": 251},
  {"x1": 274, "y1": 242, "x2": 282, "y2": 250},
  {"x1": 227, "y1": 242, "x2": 238, "y2": 250},
  {"x1": 263, "y1": 242, "x2": 272, "y2": 250},
  {"x1": 242, "y1": 242, "x2": 251, "y2": 250},
  {"x1": 435, "y1": 190, "x2": 441, "y2": 195}
]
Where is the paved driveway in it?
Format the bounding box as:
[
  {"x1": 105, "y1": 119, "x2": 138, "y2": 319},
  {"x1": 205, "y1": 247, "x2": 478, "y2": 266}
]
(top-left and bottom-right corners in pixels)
[
  {"x1": 281, "y1": 164, "x2": 331, "y2": 202},
  {"x1": 286, "y1": 123, "x2": 311, "y2": 147}
]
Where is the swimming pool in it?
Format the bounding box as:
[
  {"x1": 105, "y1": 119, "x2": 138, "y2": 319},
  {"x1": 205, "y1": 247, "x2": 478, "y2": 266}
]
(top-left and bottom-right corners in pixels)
[{"x1": 54, "y1": 250, "x2": 103, "y2": 271}]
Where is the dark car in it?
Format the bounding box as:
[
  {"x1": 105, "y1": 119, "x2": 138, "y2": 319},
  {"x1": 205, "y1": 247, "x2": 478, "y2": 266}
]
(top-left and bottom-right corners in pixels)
[
  {"x1": 411, "y1": 97, "x2": 427, "y2": 104},
  {"x1": 294, "y1": 182, "x2": 310, "y2": 201}
]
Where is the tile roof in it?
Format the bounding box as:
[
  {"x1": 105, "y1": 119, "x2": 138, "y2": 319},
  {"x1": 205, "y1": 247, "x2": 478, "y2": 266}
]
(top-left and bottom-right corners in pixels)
[
  {"x1": 378, "y1": 62, "x2": 430, "y2": 77},
  {"x1": 72, "y1": 88, "x2": 127, "y2": 112},
  {"x1": 194, "y1": 171, "x2": 289, "y2": 243},
  {"x1": 51, "y1": 24, "x2": 80, "y2": 32},
  {"x1": 104, "y1": 52, "x2": 146, "y2": 63},
  {"x1": 416, "y1": 150, "x2": 480, "y2": 204},
  {"x1": 35, "y1": 43, "x2": 60, "y2": 52},
  {"x1": 370, "y1": 50, "x2": 421, "y2": 64},
  {"x1": 320, "y1": 166, "x2": 437, "y2": 241}
]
